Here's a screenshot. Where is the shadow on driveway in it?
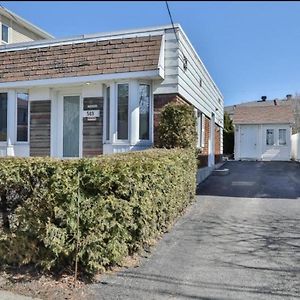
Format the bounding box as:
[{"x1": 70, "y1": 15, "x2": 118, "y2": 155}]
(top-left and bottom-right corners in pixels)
[{"x1": 197, "y1": 161, "x2": 300, "y2": 199}]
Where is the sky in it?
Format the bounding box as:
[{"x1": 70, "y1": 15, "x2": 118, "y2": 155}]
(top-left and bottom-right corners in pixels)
[{"x1": 1, "y1": 1, "x2": 300, "y2": 106}]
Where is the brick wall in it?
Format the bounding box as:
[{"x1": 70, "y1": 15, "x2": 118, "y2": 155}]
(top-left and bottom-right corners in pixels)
[
  {"x1": 214, "y1": 124, "x2": 222, "y2": 163},
  {"x1": 198, "y1": 115, "x2": 210, "y2": 167}
]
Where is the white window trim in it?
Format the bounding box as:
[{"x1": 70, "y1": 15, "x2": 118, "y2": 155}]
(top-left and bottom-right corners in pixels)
[
  {"x1": 1, "y1": 23, "x2": 10, "y2": 44},
  {"x1": 15, "y1": 92, "x2": 30, "y2": 144},
  {"x1": 137, "y1": 81, "x2": 152, "y2": 144},
  {"x1": 59, "y1": 92, "x2": 83, "y2": 158},
  {"x1": 0, "y1": 91, "x2": 8, "y2": 144},
  {"x1": 103, "y1": 85, "x2": 111, "y2": 143},
  {"x1": 201, "y1": 113, "x2": 205, "y2": 148},
  {"x1": 278, "y1": 128, "x2": 287, "y2": 146},
  {"x1": 116, "y1": 82, "x2": 130, "y2": 143}
]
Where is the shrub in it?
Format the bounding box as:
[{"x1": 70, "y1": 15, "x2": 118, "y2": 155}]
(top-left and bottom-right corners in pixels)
[
  {"x1": 157, "y1": 103, "x2": 197, "y2": 149},
  {"x1": 0, "y1": 149, "x2": 196, "y2": 275}
]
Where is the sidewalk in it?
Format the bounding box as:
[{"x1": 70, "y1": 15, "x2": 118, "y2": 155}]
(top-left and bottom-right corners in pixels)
[{"x1": 0, "y1": 290, "x2": 39, "y2": 300}]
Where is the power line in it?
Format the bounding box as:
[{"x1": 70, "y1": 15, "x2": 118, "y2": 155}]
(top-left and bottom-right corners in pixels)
[{"x1": 165, "y1": 1, "x2": 179, "y2": 44}]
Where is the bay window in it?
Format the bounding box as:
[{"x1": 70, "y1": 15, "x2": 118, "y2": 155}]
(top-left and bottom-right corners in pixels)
[
  {"x1": 117, "y1": 84, "x2": 129, "y2": 140},
  {"x1": 139, "y1": 84, "x2": 150, "y2": 140},
  {"x1": 0, "y1": 93, "x2": 7, "y2": 141},
  {"x1": 16, "y1": 93, "x2": 29, "y2": 142}
]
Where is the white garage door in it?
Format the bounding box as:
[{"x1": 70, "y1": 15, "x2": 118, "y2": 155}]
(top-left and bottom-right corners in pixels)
[{"x1": 240, "y1": 125, "x2": 259, "y2": 159}]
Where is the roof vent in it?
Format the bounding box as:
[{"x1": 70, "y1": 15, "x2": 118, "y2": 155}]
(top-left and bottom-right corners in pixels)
[
  {"x1": 286, "y1": 94, "x2": 292, "y2": 100},
  {"x1": 261, "y1": 96, "x2": 267, "y2": 101}
]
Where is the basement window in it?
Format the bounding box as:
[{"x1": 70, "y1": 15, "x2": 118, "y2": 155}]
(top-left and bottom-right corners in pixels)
[{"x1": 1, "y1": 24, "x2": 9, "y2": 43}]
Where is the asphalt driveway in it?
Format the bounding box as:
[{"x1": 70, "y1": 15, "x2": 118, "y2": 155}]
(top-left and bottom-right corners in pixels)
[{"x1": 90, "y1": 161, "x2": 300, "y2": 300}]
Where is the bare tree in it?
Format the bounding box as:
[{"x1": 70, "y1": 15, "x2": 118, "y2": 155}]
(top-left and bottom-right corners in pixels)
[{"x1": 292, "y1": 93, "x2": 300, "y2": 133}]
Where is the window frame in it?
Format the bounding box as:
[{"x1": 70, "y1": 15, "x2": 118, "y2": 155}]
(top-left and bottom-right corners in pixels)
[
  {"x1": 0, "y1": 92, "x2": 8, "y2": 143},
  {"x1": 1, "y1": 23, "x2": 9, "y2": 44},
  {"x1": 116, "y1": 82, "x2": 129, "y2": 142},
  {"x1": 138, "y1": 83, "x2": 152, "y2": 142},
  {"x1": 104, "y1": 85, "x2": 111, "y2": 142},
  {"x1": 278, "y1": 128, "x2": 287, "y2": 146},
  {"x1": 15, "y1": 92, "x2": 30, "y2": 144},
  {"x1": 266, "y1": 128, "x2": 275, "y2": 146}
]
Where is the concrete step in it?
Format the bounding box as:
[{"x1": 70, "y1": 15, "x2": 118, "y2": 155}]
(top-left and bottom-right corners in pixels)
[{"x1": 212, "y1": 168, "x2": 229, "y2": 176}]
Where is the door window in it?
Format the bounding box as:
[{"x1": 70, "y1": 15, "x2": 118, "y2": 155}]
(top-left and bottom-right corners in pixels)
[{"x1": 63, "y1": 96, "x2": 80, "y2": 157}]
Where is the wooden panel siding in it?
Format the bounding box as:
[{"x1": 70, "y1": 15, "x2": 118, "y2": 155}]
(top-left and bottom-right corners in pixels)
[
  {"x1": 0, "y1": 35, "x2": 162, "y2": 82},
  {"x1": 30, "y1": 100, "x2": 51, "y2": 156},
  {"x1": 83, "y1": 97, "x2": 103, "y2": 157}
]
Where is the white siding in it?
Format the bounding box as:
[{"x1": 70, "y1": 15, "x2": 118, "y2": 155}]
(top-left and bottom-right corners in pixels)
[
  {"x1": 153, "y1": 26, "x2": 224, "y2": 128},
  {"x1": 177, "y1": 29, "x2": 223, "y2": 127}
]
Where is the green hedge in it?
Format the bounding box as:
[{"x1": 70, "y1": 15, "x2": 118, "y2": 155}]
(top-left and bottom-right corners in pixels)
[{"x1": 0, "y1": 149, "x2": 196, "y2": 274}]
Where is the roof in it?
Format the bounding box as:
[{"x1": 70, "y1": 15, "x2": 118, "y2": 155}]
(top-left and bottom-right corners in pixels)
[
  {"x1": 0, "y1": 35, "x2": 162, "y2": 82},
  {"x1": 0, "y1": 7, "x2": 54, "y2": 39},
  {"x1": 233, "y1": 104, "x2": 294, "y2": 125}
]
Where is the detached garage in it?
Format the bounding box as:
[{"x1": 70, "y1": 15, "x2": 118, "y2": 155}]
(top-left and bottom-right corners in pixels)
[{"x1": 233, "y1": 104, "x2": 294, "y2": 161}]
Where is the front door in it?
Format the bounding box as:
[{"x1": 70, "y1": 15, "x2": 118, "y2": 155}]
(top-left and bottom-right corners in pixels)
[
  {"x1": 240, "y1": 125, "x2": 259, "y2": 159},
  {"x1": 63, "y1": 95, "x2": 80, "y2": 157}
]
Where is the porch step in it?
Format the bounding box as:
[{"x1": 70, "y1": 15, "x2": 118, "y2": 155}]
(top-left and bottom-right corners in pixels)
[{"x1": 212, "y1": 168, "x2": 229, "y2": 176}]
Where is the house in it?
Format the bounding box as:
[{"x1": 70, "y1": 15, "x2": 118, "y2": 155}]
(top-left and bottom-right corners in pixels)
[
  {"x1": 0, "y1": 22, "x2": 223, "y2": 167},
  {"x1": 0, "y1": 7, "x2": 53, "y2": 45},
  {"x1": 233, "y1": 103, "x2": 294, "y2": 161}
]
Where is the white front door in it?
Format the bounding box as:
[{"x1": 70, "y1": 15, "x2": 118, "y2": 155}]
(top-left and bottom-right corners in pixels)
[
  {"x1": 63, "y1": 95, "x2": 81, "y2": 157},
  {"x1": 240, "y1": 125, "x2": 259, "y2": 159}
]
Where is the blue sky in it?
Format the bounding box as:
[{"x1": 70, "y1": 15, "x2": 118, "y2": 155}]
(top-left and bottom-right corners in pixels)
[{"x1": 2, "y1": 1, "x2": 300, "y2": 105}]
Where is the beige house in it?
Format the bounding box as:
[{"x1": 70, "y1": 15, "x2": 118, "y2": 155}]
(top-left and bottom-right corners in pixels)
[{"x1": 0, "y1": 6, "x2": 53, "y2": 45}]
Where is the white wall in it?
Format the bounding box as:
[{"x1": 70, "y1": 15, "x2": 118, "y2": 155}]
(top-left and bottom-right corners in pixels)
[
  {"x1": 291, "y1": 133, "x2": 300, "y2": 161},
  {"x1": 152, "y1": 27, "x2": 224, "y2": 130},
  {"x1": 235, "y1": 124, "x2": 292, "y2": 161}
]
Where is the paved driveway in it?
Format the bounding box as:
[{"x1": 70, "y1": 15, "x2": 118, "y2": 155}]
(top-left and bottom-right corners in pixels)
[{"x1": 90, "y1": 161, "x2": 300, "y2": 300}]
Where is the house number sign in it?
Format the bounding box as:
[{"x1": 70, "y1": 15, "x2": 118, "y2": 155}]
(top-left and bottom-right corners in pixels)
[{"x1": 83, "y1": 110, "x2": 100, "y2": 121}]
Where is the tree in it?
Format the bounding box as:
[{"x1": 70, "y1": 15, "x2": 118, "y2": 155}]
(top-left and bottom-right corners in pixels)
[{"x1": 223, "y1": 112, "x2": 234, "y2": 155}]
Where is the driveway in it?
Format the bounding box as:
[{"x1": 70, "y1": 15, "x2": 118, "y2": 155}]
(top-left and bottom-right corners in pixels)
[{"x1": 90, "y1": 161, "x2": 300, "y2": 300}]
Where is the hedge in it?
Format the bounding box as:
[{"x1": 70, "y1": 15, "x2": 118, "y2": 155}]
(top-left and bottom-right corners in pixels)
[{"x1": 0, "y1": 149, "x2": 196, "y2": 274}]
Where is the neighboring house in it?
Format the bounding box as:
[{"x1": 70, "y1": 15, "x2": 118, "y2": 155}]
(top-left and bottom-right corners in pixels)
[
  {"x1": 0, "y1": 7, "x2": 53, "y2": 45},
  {"x1": 233, "y1": 104, "x2": 294, "y2": 161},
  {"x1": 0, "y1": 23, "x2": 223, "y2": 168}
]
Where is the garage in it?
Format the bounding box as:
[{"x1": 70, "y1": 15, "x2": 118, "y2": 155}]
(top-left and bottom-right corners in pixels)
[{"x1": 233, "y1": 105, "x2": 294, "y2": 161}]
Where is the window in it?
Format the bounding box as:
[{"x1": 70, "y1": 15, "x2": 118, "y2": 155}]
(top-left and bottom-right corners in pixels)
[
  {"x1": 139, "y1": 84, "x2": 150, "y2": 140},
  {"x1": 117, "y1": 84, "x2": 129, "y2": 140},
  {"x1": 2, "y1": 24, "x2": 9, "y2": 43},
  {"x1": 0, "y1": 93, "x2": 7, "y2": 142},
  {"x1": 266, "y1": 129, "x2": 274, "y2": 145},
  {"x1": 196, "y1": 110, "x2": 201, "y2": 148},
  {"x1": 279, "y1": 129, "x2": 287, "y2": 145},
  {"x1": 16, "y1": 93, "x2": 29, "y2": 142},
  {"x1": 106, "y1": 86, "x2": 110, "y2": 141}
]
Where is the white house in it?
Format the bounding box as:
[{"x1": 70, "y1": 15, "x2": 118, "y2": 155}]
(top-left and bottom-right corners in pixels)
[
  {"x1": 0, "y1": 6, "x2": 53, "y2": 45},
  {"x1": 233, "y1": 104, "x2": 294, "y2": 161},
  {"x1": 0, "y1": 23, "x2": 223, "y2": 167}
]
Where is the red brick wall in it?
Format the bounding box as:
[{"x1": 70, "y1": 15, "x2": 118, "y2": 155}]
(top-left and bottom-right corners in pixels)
[
  {"x1": 198, "y1": 115, "x2": 210, "y2": 167},
  {"x1": 214, "y1": 124, "x2": 222, "y2": 163}
]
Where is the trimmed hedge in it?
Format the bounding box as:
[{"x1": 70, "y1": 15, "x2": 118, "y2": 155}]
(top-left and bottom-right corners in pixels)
[
  {"x1": 0, "y1": 149, "x2": 196, "y2": 274},
  {"x1": 157, "y1": 103, "x2": 197, "y2": 149}
]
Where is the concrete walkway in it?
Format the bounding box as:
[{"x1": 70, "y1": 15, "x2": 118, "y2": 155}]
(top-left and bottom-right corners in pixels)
[
  {"x1": 90, "y1": 161, "x2": 300, "y2": 300},
  {"x1": 0, "y1": 290, "x2": 38, "y2": 300}
]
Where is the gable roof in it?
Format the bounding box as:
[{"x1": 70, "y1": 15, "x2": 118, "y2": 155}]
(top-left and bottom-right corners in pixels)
[
  {"x1": 0, "y1": 35, "x2": 162, "y2": 83},
  {"x1": 233, "y1": 104, "x2": 294, "y2": 125},
  {"x1": 0, "y1": 7, "x2": 54, "y2": 39}
]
